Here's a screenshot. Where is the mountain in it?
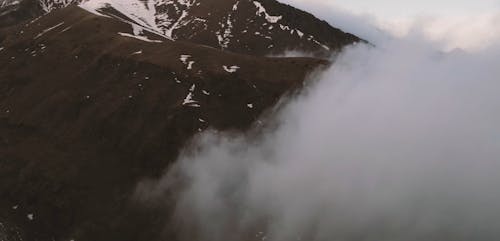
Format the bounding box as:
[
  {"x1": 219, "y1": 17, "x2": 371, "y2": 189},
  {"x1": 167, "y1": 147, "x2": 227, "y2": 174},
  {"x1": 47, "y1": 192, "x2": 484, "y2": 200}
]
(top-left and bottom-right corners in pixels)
[
  {"x1": 0, "y1": 1, "x2": 361, "y2": 241},
  {"x1": 1, "y1": 0, "x2": 360, "y2": 56}
]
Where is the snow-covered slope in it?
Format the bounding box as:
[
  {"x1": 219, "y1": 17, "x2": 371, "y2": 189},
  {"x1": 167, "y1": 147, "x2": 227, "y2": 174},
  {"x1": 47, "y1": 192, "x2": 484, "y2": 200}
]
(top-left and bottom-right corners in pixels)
[
  {"x1": 1, "y1": 0, "x2": 361, "y2": 56},
  {"x1": 39, "y1": 0, "x2": 77, "y2": 12},
  {"x1": 80, "y1": 0, "x2": 361, "y2": 55}
]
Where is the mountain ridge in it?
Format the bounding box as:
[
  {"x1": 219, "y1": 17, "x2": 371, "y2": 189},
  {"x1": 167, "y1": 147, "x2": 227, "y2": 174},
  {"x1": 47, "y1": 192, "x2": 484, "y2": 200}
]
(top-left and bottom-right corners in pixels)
[
  {"x1": 1, "y1": 0, "x2": 362, "y2": 56},
  {"x1": 0, "y1": 1, "x2": 361, "y2": 241}
]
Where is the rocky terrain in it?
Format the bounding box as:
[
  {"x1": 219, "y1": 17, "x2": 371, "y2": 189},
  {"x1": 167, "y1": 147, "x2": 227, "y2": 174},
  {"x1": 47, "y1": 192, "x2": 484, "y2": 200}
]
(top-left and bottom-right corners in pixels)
[
  {"x1": 0, "y1": 0, "x2": 361, "y2": 240},
  {"x1": 1, "y1": 0, "x2": 360, "y2": 55}
]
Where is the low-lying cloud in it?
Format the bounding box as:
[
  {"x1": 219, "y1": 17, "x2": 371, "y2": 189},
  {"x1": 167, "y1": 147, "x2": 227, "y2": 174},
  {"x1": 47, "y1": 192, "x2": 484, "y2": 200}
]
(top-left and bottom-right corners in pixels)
[
  {"x1": 279, "y1": 0, "x2": 500, "y2": 51},
  {"x1": 136, "y1": 7, "x2": 500, "y2": 241}
]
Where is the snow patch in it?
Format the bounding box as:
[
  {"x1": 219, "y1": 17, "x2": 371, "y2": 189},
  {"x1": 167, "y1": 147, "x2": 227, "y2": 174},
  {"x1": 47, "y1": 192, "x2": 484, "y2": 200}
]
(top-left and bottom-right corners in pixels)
[
  {"x1": 118, "y1": 32, "x2": 162, "y2": 43},
  {"x1": 39, "y1": 0, "x2": 76, "y2": 13},
  {"x1": 182, "y1": 84, "x2": 200, "y2": 107},
  {"x1": 78, "y1": 2, "x2": 109, "y2": 17},
  {"x1": 160, "y1": 0, "x2": 198, "y2": 39},
  {"x1": 180, "y1": 54, "x2": 195, "y2": 70},
  {"x1": 79, "y1": 0, "x2": 162, "y2": 34},
  {"x1": 215, "y1": 1, "x2": 239, "y2": 48},
  {"x1": 34, "y1": 22, "x2": 65, "y2": 39},
  {"x1": 253, "y1": 1, "x2": 282, "y2": 23},
  {"x1": 60, "y1": 26, "x2": 72, "y2": 33},
  {"x1": 132, "y1": 24, "x2": 144, "y2": 35},
  {"x1": 296, "y1": 29, "x2": 304, "y2": 38},
  {"x1": 279, "y1": 24, "x2": 290, "y2": 31},
  {"x1": 0, "y1": 0, "x2": 21, "y2": 8},
  {"x1": 163, "y1": 9, "x2": 188, "y2": 39},
  {"x1": 180, "y1": 54, "x2": 191, "y2": 63},
  {"x1": 223, "y1": 65, "x2": 240, "y2": 73},
  {"x1": 308, "y1": 35, "x2": 330, "y2": 50}
]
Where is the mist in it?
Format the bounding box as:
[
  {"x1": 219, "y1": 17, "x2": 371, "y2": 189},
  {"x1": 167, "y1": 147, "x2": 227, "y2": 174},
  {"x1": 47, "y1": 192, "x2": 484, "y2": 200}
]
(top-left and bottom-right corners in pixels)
[
  {"x1": 278, "y1": 0, "x2": 500, "y2": 51},
  {"x1": 135, "y1": 7, "x2": 500, "y2": 241}
]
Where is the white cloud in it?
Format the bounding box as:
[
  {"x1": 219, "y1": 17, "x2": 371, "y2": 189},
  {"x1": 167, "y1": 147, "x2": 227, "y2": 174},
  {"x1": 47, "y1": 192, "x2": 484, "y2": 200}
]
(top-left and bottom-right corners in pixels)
[
  {"x1": 278, "y1": 0, "x2": 500, "y2": 51},
  {"x1": 134, "y1": 3, "x2": 500, "y2": 241}
]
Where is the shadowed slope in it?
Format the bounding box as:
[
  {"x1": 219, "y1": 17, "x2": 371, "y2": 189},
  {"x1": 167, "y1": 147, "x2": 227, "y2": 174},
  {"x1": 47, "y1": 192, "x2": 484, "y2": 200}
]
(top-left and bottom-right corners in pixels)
[{"x1": 0, "y1": 5, "x2": 328, "y2": 241}]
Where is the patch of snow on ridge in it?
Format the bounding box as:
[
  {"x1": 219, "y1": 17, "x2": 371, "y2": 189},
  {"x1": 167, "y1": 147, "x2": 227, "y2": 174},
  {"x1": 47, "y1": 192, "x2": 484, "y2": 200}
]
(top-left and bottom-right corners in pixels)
[
  {"x1": 180, "y1": 54, "x2": 195, "y2": 69},
  {"x1": 34, "y1": 22, "x2": 65, "y2": 39},
  {"x1": 216, "y1": 1, "x2": 238, "y2": 49},
  {"x1": 223, "y1": 65, "x2": 240, "y2": 73},
  {"x1": 308, "y1": 35, "x2": 330, "y2": 50},
  {"x1": 180, "y1": 54, "x2": 191, "y2": 63},
  {"x1": 78, "y1": 1, "x2": 108, "y2": 17},
  {"x1": 116, "y1": 22, "x2": 165, "y2": 43},
  {"x1": 118, "y1": 32, "x2": 162, "y2": 43},
  {"x1": 60, "y1": 25, "x2": 73, "y2": 33},
  {"x1": 0, "y1": 0, "x2": 20, "y2": 8},
  {"x1": 163, "y1": 8, "x2": 188, "y2": 39},
  {"x1": 162, "y1": 0, "x2": 198, "y2": 39},
  {"x1": 79, "y1": 0, "x2": 162, "y2": 33},
  {"x1": 253, "y1": 1, "x2": 282, "y2": 24},
  {"x1": 182, "y1": 84, "x2": 200, "y2": 107},
  {"x1": 183, "y1": 92, "x2": 197, "y2": 106},
  {"x1": 132, "y1": 24, "x2": 144, "y2": 35},
  {"x1": 296, "y1": 29, "x2": 304, "y2": 38},
  {"x1": 39, "y1": 0, "x2": 78, "y2": 13}
]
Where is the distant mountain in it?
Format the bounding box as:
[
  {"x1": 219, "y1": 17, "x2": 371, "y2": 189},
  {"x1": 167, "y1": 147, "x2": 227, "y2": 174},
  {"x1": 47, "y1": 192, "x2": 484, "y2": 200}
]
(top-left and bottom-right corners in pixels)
[{"x1": 0, "y1": 1, "x2": 361, "y2": 241}]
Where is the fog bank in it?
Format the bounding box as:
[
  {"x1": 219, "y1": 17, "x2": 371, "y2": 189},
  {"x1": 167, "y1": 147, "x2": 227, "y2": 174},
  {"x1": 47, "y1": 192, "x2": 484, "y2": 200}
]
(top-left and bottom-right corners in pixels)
[{"x1": 136, "y1": 11, "x2": 500, "y2": 241}]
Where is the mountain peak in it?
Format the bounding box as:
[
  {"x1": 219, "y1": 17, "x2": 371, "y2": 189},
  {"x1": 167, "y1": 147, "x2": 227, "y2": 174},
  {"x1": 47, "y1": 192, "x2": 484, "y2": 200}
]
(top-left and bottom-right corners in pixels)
[
  {"x1": 1, "y1": 0, "x2": 362, "y2": 56},
  {"x1": 0, "y1": 1, "x2": 362, "y2": 240}
]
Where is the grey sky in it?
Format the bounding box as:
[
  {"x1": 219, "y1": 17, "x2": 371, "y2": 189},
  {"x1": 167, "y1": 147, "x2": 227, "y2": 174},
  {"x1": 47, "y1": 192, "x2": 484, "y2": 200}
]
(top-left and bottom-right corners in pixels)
[{"x1": 328, "y1": 0, "x2": 500, "y2": 17}]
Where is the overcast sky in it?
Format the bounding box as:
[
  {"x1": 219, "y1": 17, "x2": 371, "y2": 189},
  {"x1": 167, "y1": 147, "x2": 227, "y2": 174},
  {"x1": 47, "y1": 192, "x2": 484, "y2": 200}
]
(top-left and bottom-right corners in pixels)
[
  {"x1": 279, "y1": 0, "x2": 500, "y2": 51},
  {"x1": 292, "y1": 0, "x2": 500, "y2": 18}
]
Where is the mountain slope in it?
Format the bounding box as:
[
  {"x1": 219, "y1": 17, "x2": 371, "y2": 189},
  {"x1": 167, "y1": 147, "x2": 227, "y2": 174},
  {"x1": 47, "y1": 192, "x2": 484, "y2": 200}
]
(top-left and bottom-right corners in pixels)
[
  {"x1": 1, "y1": 0, "x2": 362, "y2": 56},
  {"x1": 0, "y1": 0, "x2": 364, "y2": 240},
  {"x1": 0, "y1": 5, "x2": 332, "y2": 241}
]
